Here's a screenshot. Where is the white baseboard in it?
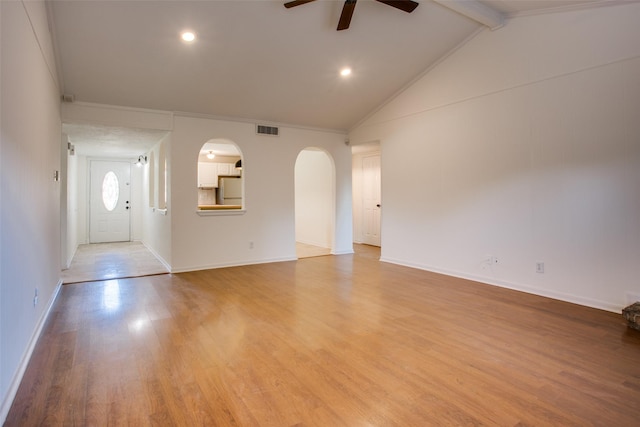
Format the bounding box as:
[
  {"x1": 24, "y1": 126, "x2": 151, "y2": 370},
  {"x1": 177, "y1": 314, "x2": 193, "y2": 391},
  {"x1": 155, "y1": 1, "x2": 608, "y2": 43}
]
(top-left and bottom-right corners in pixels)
[
  {"x1": 141, "y1": 241, "x2": 172, "y2": 272},
  {"x1": 380, "y1": 257, "x2": 621, "y2": 313},
  {"x1": 332, "y1": 248, "x2": 355, "y2": 255},
  {"x1": 0, "y1": 280, "x2": 62, "y2": 424},
  {"x1": 64, "y1": 243, "x2": 79, "y2": 270},
  {"x1": 171, "y1": 256, "x2": 297, "y2": 274}
]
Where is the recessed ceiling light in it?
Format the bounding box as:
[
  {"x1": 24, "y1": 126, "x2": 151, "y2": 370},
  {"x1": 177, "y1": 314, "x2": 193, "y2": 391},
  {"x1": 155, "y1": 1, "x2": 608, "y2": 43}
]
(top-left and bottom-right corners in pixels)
[
  {"x1": 340, "y1": 67, "x2": 352, "y2": 77},
  {"x1": 181, "y1": 31, "x2": 196, "y2": 42}
]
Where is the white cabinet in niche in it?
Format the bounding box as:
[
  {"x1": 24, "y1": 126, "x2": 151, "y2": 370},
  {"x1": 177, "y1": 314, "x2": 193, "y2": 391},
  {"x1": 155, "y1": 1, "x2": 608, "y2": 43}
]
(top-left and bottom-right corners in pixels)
[
  {"x1": 217, "y1": 163, "x2": 233, "y2": 176},
  {"x1": 198, "y1": 162, "x2": 240, "y2": 187},
  {"x1": 217, "y1": 163, "x2": 241, "y2": 176},
  {"x1": 198, "y1": 162, "x2": 218, "y2": 188}
]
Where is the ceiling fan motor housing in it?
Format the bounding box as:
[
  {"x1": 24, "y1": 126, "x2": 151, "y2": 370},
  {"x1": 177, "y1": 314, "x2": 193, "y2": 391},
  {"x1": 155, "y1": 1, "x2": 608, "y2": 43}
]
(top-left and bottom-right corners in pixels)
[{"x1": 284, "y1": 0, "x2": 419, "y2": 31}]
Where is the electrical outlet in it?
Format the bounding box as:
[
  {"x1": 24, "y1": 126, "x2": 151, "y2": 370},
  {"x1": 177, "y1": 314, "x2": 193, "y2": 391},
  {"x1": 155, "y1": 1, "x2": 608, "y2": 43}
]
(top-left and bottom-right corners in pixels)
[
  {"x1": 483, "y1": 255, "x2": 498, "y2": 266},
  {"x1": 482, "y1": 255, "x2": 498, "y2": 269},
  {"x1": 536, "y1": 262, "x2": 545, "y2": 274}
]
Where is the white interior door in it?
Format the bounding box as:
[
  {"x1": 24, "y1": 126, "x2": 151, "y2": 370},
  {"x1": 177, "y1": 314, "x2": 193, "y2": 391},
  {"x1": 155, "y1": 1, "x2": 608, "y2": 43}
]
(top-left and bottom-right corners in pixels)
[
  {"x1": 362, "y1": 154, "x2": 381, "y2": 246},
  {"x1": 90, "y1": 160, "x2": 131, "y2": 243}
]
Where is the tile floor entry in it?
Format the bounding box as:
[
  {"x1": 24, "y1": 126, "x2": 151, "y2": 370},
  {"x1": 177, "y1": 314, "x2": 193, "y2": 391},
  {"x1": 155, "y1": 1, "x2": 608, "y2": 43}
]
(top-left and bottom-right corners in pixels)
[
  {"x1": 62, "y1": 241, "x2": 169, "y2": 284},
  {"x1": 63, "y1": 241, "x2": 331, "y2": 284},
  {"x1": 296, "y1": 242, "x2": 332, "y2": 259}
]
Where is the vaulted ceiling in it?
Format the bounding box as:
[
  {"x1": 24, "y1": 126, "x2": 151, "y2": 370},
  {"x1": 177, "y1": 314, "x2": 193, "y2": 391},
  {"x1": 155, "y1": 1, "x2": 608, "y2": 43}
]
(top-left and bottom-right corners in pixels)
[{"x1": 49, "y1": 0, "x2": 608, "y2": 153}]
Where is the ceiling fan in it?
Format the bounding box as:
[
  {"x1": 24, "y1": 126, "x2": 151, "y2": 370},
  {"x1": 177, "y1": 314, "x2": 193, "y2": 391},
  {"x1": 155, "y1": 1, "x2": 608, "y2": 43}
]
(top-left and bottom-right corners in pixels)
[{"x1": 284, "y1": 0, "x2": 419, "y2": 31}]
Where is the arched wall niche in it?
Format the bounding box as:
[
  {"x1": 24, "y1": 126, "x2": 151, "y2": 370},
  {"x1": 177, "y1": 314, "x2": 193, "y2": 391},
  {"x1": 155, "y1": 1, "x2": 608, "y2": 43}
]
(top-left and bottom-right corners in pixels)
[{"x1": 196, "y1": 138, "x2": 244, "y2": 212}]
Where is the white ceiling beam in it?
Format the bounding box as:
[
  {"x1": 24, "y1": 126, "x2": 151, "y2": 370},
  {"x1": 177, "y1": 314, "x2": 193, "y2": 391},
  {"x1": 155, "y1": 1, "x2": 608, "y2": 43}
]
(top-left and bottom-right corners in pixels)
[{"x1": 432, "y1": 0, "x2": 505, "y2": 30}]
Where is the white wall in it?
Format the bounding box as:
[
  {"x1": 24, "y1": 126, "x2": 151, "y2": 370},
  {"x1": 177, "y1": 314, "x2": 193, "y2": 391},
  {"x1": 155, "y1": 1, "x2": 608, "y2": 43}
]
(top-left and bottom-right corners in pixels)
[
  {"x1": 171, "y1": 115, "x2": 352, "y2": 272},
  {"x1": 75, "y1": 155, "x2": 88, "y2": 244},
  {"x1": 64, "y1": 141, "x2": 79, "y2": 266},
  {"x1": 0, "y1": 0, "x2": 62, "y2": 421},
  {"x1": 131, "y1": 160, "x2": 144, "y2": 241},
  {"x1": 349, "y1": 3, "x2": 640, "y2": 312},
  {"x1": 0, "y1": 1, "x2": 4, "y2": 418},
  {"x1": 142, "y1": 134, "x2": 172, "y2": 268},
  {"x1": 61, "y1": 104, "x2": 353, "y2": 272},
  {"x1": 60, "y1": 135, "x2": 68, "y2": 267},
  {"x1": 295, "y1": 149, "x2": 334, "y2": 248}
]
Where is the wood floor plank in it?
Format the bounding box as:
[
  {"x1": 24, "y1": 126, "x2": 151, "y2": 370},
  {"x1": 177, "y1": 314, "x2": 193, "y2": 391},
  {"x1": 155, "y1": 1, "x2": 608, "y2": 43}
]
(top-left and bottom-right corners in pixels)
[{"x1": 5, "y1": 244, "x2": 640, "y2": 426}]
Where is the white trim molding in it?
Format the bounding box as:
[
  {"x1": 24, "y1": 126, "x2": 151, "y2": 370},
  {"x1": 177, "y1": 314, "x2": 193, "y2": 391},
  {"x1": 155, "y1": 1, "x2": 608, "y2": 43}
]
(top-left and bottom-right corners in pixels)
[
  {"x1": 433, "y1": 0, "x2": 505, "y2": 30},
  {"x1": 0, "y1": 280, "x2": 63, "y2": 424}
]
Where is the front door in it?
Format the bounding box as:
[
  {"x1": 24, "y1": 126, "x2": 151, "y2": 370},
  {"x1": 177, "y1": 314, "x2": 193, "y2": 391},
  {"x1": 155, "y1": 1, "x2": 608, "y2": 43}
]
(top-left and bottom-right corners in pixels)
[
  {"x1": 362, "y1": 154, "x2": 381, "y2": 246},
  {"x1": 89, "y1": 160, "x2": 131, "y2": 243}
]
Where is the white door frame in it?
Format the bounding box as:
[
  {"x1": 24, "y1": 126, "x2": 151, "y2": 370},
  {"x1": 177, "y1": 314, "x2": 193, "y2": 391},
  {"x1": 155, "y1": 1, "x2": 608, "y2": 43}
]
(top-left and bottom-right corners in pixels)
[
  {"x1": 89, "y1": 159, "x2": 132, "y2": 243},
  {"x1": 361, "y1": 153, "x2": 381, "y2": 247}
]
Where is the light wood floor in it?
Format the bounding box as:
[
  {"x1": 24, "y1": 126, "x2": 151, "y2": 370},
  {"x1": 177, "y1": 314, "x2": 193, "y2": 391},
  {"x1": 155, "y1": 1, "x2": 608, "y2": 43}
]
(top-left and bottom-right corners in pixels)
[{"x1": 7, "y1": 245, "x2": 640, "y2": 426}]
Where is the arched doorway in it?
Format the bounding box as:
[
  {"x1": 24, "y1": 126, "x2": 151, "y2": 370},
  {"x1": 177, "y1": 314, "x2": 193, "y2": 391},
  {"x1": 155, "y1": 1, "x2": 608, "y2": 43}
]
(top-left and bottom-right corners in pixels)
[{"x1": 294, "y1": 148, "x2": 334, "y2": 258}]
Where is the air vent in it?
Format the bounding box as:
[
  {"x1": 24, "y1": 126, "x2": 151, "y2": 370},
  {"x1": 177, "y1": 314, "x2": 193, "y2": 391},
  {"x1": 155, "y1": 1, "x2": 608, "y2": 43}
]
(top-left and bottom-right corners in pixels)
[{"x1": 256, "y1": 124, "x2": 279, "y2": 136}]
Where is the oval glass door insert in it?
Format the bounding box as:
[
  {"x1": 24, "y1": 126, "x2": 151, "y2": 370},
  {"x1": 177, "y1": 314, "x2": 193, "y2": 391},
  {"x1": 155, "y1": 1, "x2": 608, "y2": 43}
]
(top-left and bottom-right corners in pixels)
[{"x1": 102, "y1": 171, "x2": 119, "y2": 211}]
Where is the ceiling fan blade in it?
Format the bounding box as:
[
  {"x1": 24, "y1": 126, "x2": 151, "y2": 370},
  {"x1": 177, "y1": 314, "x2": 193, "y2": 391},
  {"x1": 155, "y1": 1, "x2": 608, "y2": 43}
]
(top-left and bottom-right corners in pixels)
[
  {"x1": 284, "y1": 0, "x2": 317, "y2": 9},
  {"x1": 337, "y1": 0, "x2": 357, "y2": 31},
  {"x1": 375, "y1": 0, "x2": 419, "y2": 13}
]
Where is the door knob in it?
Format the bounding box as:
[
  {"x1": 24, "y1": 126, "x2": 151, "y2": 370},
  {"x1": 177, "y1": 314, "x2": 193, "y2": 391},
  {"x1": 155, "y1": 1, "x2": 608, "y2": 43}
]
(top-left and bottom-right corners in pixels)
[{"x1": 376, "y1": 204, "x2": 381, "y2": 208}]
